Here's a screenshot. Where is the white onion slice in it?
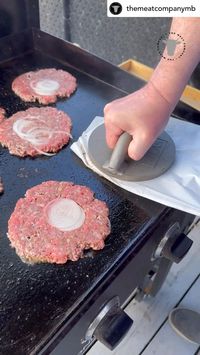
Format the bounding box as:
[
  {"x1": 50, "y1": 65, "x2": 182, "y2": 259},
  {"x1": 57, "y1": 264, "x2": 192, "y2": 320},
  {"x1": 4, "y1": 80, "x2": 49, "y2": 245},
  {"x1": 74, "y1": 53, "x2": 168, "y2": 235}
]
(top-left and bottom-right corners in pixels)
[
  {"x1": 33, "y1": 147, "x2": 56, "y2": 157},
  {"x1": 13, "y1": 118, "x2": 72, "y2": 156},
  {"x1": 46, "y1": 198, "x2": 85, "y2": 231},
  {"x1": 13, "y1": 119, "x2": 51, "y2": 146},
  {"x1": 13, "y1": 120, "x2": 33, "y2": 138},
  {"x1": 30, "y1": 79, "x2": 60, "y2": 95}
]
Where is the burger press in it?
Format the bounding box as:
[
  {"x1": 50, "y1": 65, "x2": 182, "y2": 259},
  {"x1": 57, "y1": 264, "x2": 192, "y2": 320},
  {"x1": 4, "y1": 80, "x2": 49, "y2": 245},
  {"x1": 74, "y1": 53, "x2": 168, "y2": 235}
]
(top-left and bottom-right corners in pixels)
[{"x1": 88, "y1": 123, "x2": 176, "y2": 182}]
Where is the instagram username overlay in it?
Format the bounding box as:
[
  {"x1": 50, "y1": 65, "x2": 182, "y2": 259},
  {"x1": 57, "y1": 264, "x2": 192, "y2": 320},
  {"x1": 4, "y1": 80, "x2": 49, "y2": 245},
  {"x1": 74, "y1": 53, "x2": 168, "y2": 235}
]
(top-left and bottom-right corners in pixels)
[{"x1": 108, "y1": 0, "x2": 200, "y2": 17}]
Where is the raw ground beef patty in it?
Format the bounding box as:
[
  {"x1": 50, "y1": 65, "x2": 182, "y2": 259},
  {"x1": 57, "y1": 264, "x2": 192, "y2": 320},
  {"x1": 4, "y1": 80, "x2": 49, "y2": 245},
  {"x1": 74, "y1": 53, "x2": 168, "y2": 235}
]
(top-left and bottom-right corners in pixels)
[
  {"x1": 8, "y1": 181, "x2": 111, "y2": 264},
  {"x1": 0, "y1": 107, "x2": 72, "y2": 157},
  {"x1": 0, "y1": 107, "x2": 6, "y2": 124},
  {"x1": 12, "y1": 68, "x2": 77, "y2": 104}
]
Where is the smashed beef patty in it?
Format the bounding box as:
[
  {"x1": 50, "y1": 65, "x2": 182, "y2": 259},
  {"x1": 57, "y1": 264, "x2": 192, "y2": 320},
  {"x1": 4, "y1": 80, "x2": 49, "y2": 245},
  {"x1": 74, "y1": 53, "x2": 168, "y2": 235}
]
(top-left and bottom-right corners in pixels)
[
  {"x1": 8, "y1": 181, "x2": 111, "y2": 264},
  {"x1": 0, "y1": 107, "x2": 72, "y2": 157},
  {"x1": 12, "y1": 68, "x2": 77, "y2": 104}
]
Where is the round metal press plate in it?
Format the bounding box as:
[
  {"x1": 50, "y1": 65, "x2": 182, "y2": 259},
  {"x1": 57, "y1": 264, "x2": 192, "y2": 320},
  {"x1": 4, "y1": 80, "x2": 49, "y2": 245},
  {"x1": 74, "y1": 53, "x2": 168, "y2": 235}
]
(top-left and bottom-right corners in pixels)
[{"x1": 88, "y1": 124, "x2": 176, "y2": 182}]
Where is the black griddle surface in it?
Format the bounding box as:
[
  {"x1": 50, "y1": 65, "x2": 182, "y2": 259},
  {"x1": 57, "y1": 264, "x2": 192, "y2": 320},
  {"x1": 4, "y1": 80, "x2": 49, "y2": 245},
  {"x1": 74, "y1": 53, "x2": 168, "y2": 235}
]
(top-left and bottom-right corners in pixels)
[{"x1": 0, "y1": 43, "x2": 166, "y2": 354}]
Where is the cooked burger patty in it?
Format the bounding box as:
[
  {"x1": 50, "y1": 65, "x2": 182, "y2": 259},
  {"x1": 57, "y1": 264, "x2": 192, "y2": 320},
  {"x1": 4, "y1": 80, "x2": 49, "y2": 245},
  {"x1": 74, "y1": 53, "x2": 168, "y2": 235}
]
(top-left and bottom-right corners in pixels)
[
  {"x1": 0, "y1": 107, "x2": 72, "y2": 157},
  {"x1": 8, "y1": 181, "x2": 111, "y2": 264},
  {"x1": 12, "y1": 68, "x2": 77, "y2": 104},
  {"x1": 0, "y1": 107, "x2": 5, "y2": 124}
]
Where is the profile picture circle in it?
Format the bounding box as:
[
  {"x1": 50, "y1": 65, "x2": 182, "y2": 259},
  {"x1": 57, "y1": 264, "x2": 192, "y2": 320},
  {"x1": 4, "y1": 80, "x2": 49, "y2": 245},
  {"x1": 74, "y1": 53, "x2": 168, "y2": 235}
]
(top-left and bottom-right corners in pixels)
[{"x1": 109, "y1": 2, "x2": 122, "y2": 15}]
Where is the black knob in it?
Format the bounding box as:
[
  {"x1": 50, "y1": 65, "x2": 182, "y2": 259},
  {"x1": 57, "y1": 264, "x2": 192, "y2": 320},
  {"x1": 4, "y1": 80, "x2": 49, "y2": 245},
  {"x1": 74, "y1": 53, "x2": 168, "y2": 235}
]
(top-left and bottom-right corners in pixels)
[
  {"x1": 85, "y1": 297, "x2": 133, "y2": 350},
  {"x1": 162, "y1": 233, "x2": 193, "y2": 263},
  {"x1": 154, "y1": 223, "x2": 193, "y2": 264},
  {"x1": 94, "y1": 308, "x2": 133, "y2": 350}
]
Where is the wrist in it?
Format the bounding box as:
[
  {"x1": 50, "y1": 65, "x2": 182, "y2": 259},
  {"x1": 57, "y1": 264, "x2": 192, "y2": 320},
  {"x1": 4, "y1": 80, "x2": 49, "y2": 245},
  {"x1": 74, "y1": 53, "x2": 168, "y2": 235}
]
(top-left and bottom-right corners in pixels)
[{"x1": 145, "y1": 81, "x2": 173, "y2": 116}]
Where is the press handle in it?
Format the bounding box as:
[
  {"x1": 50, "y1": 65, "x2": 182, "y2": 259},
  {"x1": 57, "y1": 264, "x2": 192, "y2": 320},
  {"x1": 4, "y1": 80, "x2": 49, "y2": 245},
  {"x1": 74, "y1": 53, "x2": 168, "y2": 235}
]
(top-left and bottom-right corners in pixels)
[{"x1": 108, "y1": 132, "x2": 132, "y2": 171}]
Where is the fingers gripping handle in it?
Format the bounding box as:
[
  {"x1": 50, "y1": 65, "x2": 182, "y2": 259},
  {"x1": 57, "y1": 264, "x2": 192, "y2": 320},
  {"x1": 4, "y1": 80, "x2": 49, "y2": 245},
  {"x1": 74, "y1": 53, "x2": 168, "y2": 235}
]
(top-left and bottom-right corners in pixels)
[{"x1": 108, "y1": 132, "x2": 132, "y2": 172}]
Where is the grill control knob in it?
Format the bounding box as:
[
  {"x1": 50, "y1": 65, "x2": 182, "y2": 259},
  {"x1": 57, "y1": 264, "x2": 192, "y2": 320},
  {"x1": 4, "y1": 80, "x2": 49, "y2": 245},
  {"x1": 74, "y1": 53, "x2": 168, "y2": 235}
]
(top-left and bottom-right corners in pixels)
[
  {"x1": 85, "y1": 296, "x2": 133, "y2": 350},
  {"x1": 154, "y1": 222, "x2": 193, "y2": 263}
]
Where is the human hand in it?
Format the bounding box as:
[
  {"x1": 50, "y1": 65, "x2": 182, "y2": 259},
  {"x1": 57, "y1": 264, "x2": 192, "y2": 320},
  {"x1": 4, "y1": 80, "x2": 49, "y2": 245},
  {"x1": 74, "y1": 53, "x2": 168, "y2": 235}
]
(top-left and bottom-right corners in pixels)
[{"x1": 104, "y1": 83, "x2": 173, "y2": 161}]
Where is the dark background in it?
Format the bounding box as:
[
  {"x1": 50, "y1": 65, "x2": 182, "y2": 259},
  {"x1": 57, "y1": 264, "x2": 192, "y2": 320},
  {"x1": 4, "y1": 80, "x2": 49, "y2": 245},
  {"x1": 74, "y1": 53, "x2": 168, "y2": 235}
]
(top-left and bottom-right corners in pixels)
[
  {"x1": 39, "y1": 0, "x2": 199, "y2": 87},
  {"x1": 39, "y1": 0, "x2": 171, "y2": 67},
  {"x1": 0, "y1": 0, "x2": 198, "y2": 87}
]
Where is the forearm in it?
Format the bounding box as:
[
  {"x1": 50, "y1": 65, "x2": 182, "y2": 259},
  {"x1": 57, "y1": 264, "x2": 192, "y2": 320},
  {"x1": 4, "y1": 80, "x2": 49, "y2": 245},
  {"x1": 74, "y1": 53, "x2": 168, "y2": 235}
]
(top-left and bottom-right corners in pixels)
[
  {"x1": 104, "y1": 18, "x2": 200, "y2": 160},
  {"x1": 150, "y1": 18, "x2": 200, "y2": 109}
]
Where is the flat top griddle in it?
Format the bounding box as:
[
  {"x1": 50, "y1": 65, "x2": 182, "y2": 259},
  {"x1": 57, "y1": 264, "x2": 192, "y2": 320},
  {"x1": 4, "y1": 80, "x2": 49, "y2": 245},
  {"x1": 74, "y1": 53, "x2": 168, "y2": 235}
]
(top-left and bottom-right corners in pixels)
[{"x1": 0, "y1": 29, "x2": 195, "y2": 355}]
